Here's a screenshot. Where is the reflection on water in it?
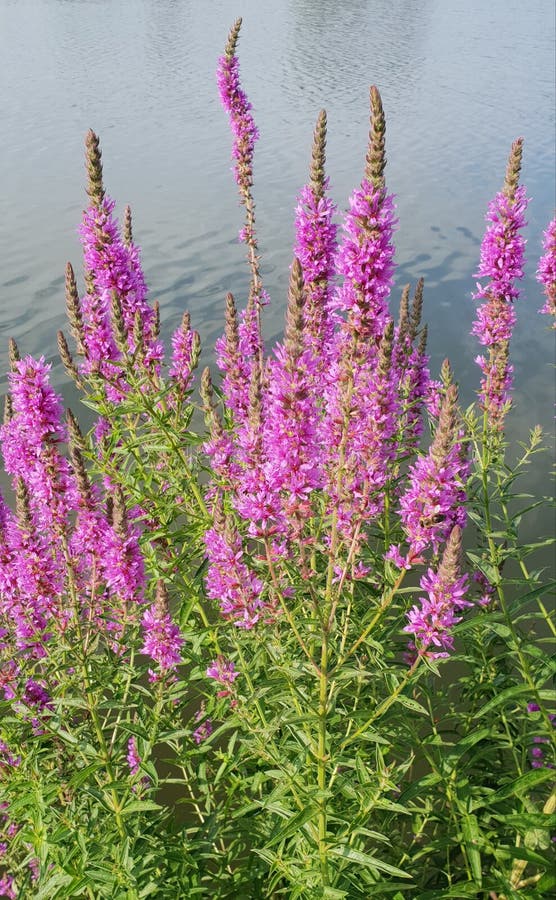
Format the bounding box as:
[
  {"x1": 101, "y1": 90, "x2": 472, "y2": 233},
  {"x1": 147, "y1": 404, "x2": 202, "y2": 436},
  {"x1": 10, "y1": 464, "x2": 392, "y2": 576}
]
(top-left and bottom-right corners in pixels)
[{"x1": 0, "y1": 0, "x2": 554, "y2": 452}]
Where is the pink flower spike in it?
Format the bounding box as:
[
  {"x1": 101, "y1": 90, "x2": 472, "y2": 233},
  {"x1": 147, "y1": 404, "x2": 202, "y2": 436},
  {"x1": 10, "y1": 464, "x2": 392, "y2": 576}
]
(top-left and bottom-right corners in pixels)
[
  {"x1": 471, "y1": 140, "x2": 529, "y2": 429},
  {"x1": 127, "y1": 737, "x2": 141, "y2": 776},
  {"x1": 404, "y1": 526, "x2": 471, "y2": 660},
  {"x1": 537, "y1": 216, "x2": 556, "y2": 326},
  {"x1": 216, "y1": 32, "x2": 259, "y2": 195},
  {"x1": 206, "y1": 656, "x2": 240, "y2": 685},
  {"x1": 140, "y1": 583, "x2": 183, "y2": 672}
]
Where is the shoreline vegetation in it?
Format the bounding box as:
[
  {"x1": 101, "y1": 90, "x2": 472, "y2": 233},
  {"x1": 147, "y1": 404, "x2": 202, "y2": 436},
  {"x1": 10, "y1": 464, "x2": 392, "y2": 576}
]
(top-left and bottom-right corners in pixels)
[{"x1": 0, "y1": 18, "x2": 554, "y2": 899}]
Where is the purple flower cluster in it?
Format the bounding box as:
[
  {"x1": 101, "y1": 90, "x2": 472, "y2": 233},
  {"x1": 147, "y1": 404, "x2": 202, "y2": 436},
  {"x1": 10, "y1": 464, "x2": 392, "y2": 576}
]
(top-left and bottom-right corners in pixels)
[
  {"x1": 216, "y1": 37, "x2": 259, "y2": 201},
  {"x1": 537, "y1": 216, "x2": 556, "y2": 326},
  {"x1": 140, "y1": 601, "x2": 183, "y2": 675},
  {"x1": 127, "y1": 736, "x2": 141, "y2": 776},
  {"x1": 204, "y1": 524, "x2": 264, "y2": 629},
  {"x1": 1, "y1": 357, "x2": 78, "y2": 530},
  {"x1": 207, "y1": 655, "x2": 240, "y2": 704},
  {"x1": 193, "y1": 706, "x2": 213, "y2": 745},
  {"x1": 294, "y1": 179, "x2": 338, "y2": 362},
  {"x1": 0, "y1": 353, "x2": 159, "y2": 723},
  {"x1": 262, "y1": 343, "x2": 322, "y2": 537},
  {"x1": 405, "y1": 526, "x2": 471, "y2": 658},
  {"x1": 169, "y1": 312, "x2": 200, "y2": 396},
  {"x1": 330, "y1": 183, "x2": 396, "y2": 344},
  {"x1": 79, "y1": 196, "x2": 163, "y2": 380},
  {"x1": 398, "y1": 384, "x2": 468, "y2": 559},
  {"x1": 471, "y1": 150, "x2": 529, "y2": 429},
  {"x1": 322, "y1": 342, "x2": 400, "y2": 547}
]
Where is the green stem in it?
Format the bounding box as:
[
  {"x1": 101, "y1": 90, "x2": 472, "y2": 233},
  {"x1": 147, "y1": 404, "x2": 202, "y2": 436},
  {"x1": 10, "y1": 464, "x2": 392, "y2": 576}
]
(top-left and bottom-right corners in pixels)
[
  {"x1": 339, "y1": 657, "x2": 421, "y2": 752},
  {"x1": 318, "y1": 637, "x2": 329, "y2": 887},
  {"x1": 336, "y1": 567, "x2": 408, "y2": 671}
]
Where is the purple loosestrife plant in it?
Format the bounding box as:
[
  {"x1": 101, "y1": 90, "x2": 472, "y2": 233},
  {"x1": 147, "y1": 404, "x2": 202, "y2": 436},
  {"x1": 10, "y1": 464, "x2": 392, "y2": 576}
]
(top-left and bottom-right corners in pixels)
[{"x1": 0, "y1": 21, "x2": 554, "y2": 898}]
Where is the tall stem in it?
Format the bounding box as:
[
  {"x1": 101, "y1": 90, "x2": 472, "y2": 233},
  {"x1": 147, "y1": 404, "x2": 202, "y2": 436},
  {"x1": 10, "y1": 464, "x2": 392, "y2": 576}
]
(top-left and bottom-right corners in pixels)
[{"x1": 318, "y1": 637, "x2": 329, "y2": 886}]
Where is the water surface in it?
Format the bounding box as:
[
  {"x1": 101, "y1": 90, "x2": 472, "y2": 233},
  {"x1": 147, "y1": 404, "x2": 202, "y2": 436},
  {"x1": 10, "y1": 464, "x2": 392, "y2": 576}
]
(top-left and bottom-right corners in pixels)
[{"x1": 0, "y1": 0, "x2": 554, "y2": 449}]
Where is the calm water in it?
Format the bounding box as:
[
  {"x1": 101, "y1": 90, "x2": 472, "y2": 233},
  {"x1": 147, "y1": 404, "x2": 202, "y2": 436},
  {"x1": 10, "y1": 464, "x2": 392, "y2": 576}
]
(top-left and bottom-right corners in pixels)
[{"x1": 0, "y1": 0, "x2": 554, "y2": 453}]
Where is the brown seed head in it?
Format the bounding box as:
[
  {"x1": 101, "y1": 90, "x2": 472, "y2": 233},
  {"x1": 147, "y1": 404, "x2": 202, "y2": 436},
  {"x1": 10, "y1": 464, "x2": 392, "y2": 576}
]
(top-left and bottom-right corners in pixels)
[
  {"x1": 502, "y1": 138, "x2": 523, "y2": 202},
  {"x1": 285, "y1": 258, "x2": 305, "y2": 361},
  {"x1": 310, "y1": 110, "x2": 328, "y2": 200},
  {"x1": 152, "y1": 300, "x2": 160, "y2": 339},
  {"x1": 200, "y1": 366, "x2": 214, "y2": 414},
  {"x1": 438, "y1": 525, "x2": 464, "y2": 584},
  {"x1": 225, "y1": 293, "x2": 239, "y2": 356},
  {"x1": 212, "y1": 494, "x2": 227, "y2": 533},
  {"x1": 154, "y1": 579, "x2": 170, "y2": 617},
  {"x1": 105, "y1": 495, "x2": 114, "y2": 526},
  {"x1": 57, "y1": 331, "x2": 82, "y2": 387},
  {"x1": 365, "y1": 85, "x2": 386, "y2": 189},
  {"x1": 181, "y1": 310, "x2": 191, "y2": 335},
  {"x1": 397, "y1": 284, "x2": 410, "y2": 341},
  {"x1": 8, "y1": 338, "x2": 20, "y2": 371},
  {"x1": 248, "y1": 355, "x2": 262, "y2": 431},
  {"x1": 85, "y1": 129, "x2": 105, "y2": 208},
  {"x1": 65, "y1": 262, "x2": 85, "y2": 355},
  {"x1": 123, "y1": 204, "x2": 133, "y2": 247},
  {"x1": 418, "y1": 323, "x2": 428, "y2": 357},
  {"x1": 431, "y1": 382, "x2": 459, "y2": 466},
  {"x1": 112, "y1": 486, "x2": 128, "y2": 539},
  {"x1": 410, "y1": 278, "x2": 425, "y2": 340},
  {"x1": 67, "y1": 409, "x2": 91, "y2": 500},
  {"x1": 225, "y1": 18, "x2": 242, "y2": 59}
]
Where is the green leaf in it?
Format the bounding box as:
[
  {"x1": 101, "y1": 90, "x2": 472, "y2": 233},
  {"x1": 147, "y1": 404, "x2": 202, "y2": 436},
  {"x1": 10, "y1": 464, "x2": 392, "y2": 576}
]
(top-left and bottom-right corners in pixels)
[
  {"x1": 537, "y1": 869, "x2": 556, "y2": 893},
  {"x1": 121, "y1": 799, "x2": 163, "y2": 816},
  {"x1": 33, "y1": 873, "x2": 73, "y2": 899},
  {"x1": 473, "y1": 768, "x2": 554, "y2": 808},
  {"x1": 461, "y1": 813, "x2": 482, "y2": 886},
  {"x1": 322, "y1": 888, "x2": 348, "y2": 899},
  {"x1": 416, "y1": 885, "x2": 484, "y2": 898},
  {"x1": 474, "y1": 683, "x2": 533, "y2": 718},
  {"x1": 502, "y1": 813, "x2": 556, "y2": 830},
  {"x1": 328, "y1": 844, "x2": 411, "y2": 878},
  {"x1": 393, "y1": 694, "x2": 428, "y2": 716},
  {"x1": 266, "y1": 803, "x2": 318, "y2": 846}
]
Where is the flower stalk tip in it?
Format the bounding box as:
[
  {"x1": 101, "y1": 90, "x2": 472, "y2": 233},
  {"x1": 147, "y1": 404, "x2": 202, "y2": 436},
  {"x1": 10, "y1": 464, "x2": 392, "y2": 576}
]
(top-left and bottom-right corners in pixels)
[
  {"x1": 57, "y1": 330, "x2": 81, "y2": 386},
  {"x1": 224, "y1": 17, "x2": 242, "y2": 60},
  {"x1": 85, "y1": 129, "x2": 104, "y2": 209},
  {"x1": 366, "y1": 85, "x2": 386, "y2": 189},
  {"x1": 503, "y1": 137, "x2": 523, "y2": 202},
  {"x1": 123, "y1": 204, "x2": 133, "y2": 248},
  {"x1": 310, "y1": 109, "x2": 328, "y2": 200},
  {"x1": 65, "y1": 262, "x2": 85, "y2": 355},
  {"x1": 8, "y1": 338, "x2": 20, "y2": 372}
]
